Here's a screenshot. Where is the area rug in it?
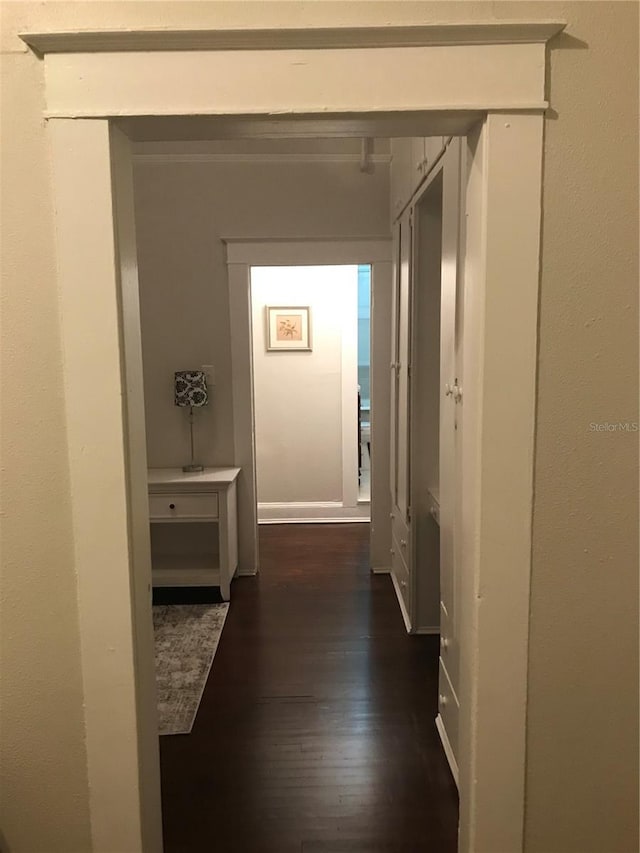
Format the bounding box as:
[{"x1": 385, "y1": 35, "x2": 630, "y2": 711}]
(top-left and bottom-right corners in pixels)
[{"x1": 153, "y1": 603, "x2": 229, "y2": 736}]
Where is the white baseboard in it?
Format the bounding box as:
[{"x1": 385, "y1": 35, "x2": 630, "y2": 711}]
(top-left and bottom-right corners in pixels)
[
  {"x1": 436, "y1": 713, "x2": 460, "y2": 788},
  {"x1": 390, "y1": 570, "x2": 412, "y2": 633},
  {"x1": 371, "y1": 566, "x2": 391, "y2": 575},
  {"x1": 257, "y1": 501, "x2": 370, "y2": 524}
]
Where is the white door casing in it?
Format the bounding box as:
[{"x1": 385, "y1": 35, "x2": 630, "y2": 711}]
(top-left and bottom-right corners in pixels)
[
  {"x1": 25, "y1": 21, "x2": 561, "y2": 853},
  {"x1": 225, "y1": 239, "x2": 392, "y2": 545}
]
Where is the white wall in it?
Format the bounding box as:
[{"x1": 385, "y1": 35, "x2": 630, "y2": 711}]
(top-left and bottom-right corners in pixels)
[
  {"x1": 251, "y1": 265, "x2": 357, "y2": 506},
  {"x1": 133, "y1": 149, "x2": 390, "y2": 470}
]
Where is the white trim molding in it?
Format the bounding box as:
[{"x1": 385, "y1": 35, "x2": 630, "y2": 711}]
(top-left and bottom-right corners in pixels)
[
  {"x1": 257, "y1": 502, "x2": 370, "y2": 524},
  {"x1": 25, "y1": 30, "x2": 564, "y2": 118},
  {"x1": 21, "y1": 22, "x2": 565, "y2": 56},
  {"x1": 134, "y1": 152, "x2": 391, "y2": 166},
  {"x1": 226, "y1": 238, "x2": 392, "y2": 572},
  {"x1": 225, "y1": 238, "x2": 392, "y2": 266}
]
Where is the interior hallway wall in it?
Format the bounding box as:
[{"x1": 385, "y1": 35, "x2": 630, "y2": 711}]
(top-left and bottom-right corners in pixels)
[
  {"x1": 251, "y1": 265, "x2": 357, "y2": 505},
  {"x1": 133, "y1": 152, "x2": 389, "y2": 470}
]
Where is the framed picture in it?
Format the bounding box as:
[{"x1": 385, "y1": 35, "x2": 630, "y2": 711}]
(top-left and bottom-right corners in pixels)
[{"x1": 266, "y1": 306, "x2": 312, "y2": 351}]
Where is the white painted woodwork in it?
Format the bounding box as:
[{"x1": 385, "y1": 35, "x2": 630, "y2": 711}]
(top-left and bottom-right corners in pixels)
[
  {"x1": 148, "y1": 492, "x2": 219, "y2": 520},
  {"x1": 388, "y1": 140, "x2": 464, "y2": 645},
  {"x1": 122, "y1": 113, "x2": 482, "y2": 143},
  {"x1": 225, "y1": 239, "x2": 391, "y2": 266},
  {"x1": 425, "y1": 135, "x2": 448, "y2": 170},
  {"x1": 395, "y1": 210, "x2": 412, "y2": 525},
  {"x1": 227, "y1": 262, "x2": 260, "y2": 575},
  {"x1": 35, "y1": 22, "x2": 554, "y2": 853},
  {"x1": 390, "y1": 138, "x2": 414, "y2": 218},
  {"x1": 108, "y1": 123, "x2": 163, "y2": 853},
  {"x1": 226, "y1": 240, "x2": 391, "y2": 569},
  {"x1": 257, "y1": 502, "x2": 370, "y2": 524},
  {"x1": 438, "y1": 657, "x2": 461, "y2": 756},
  {"x1": 456, "y1": 113, "x2": 544, "y2": 853},
  {"x1": 48, "y1": 119, "x2": 162, "y2": 853},
  {"x1": 437, "y1": 140, "x2": 464, "y2": 755},
  {"x1": 369, "y1": 260, "x2": 393, "y2": 572},
  {"x1": 135, "y1": 150, "x2": 392, "y2": 166},
  {"x1": 21, "y1": 22, "x2": 566, "y2": 56},
  {"x1": 411, "y1": 163, "x2": 445, "y2": 636},
  {"x1": 391, "y1": 135, "x2": 448, "y2": 221},
  {"x1": 41, "y1": 43, "x2": 551, "y2": 118},
  {"x1": 413, "y1": 136, "x2": 448, "y2": 183},
  {"x1": 389, "y1": 221, "x2": 400, "y2": 514},
  {"x1": 147, "y1": 467, "x2": 240, "y2": 600}
]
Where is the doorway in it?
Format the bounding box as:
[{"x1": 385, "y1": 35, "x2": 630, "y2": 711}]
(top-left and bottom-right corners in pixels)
[
  {"x1": 37, "y1": 23, "x2": 553, "y2": 851},
  {"x1": 226, "y1": 239, "x2": 393, "y2": 576},
  {"x1": 249, "y1": 264, "x2": 368, "y2": 525}
]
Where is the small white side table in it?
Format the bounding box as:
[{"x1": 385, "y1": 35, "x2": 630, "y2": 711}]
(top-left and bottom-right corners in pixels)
[{"x1": 147, "y1": 467, "x2": 240, "y2": 600}]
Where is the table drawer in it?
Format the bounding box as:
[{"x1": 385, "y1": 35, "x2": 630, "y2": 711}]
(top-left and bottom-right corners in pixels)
[{"x1": 149, "y1": 492, "x2": 218, "y2": 520}]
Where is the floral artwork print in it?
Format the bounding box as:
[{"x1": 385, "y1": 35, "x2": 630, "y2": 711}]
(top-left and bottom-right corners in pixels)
[
  {"x1": 276, "y1": 315, "x2": 303, "y2": 341},
  {"x1": 266, "y1": 306, "x2": 311, "y2": 351}
]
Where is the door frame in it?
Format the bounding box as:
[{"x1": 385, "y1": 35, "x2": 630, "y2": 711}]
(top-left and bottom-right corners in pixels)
[
  {"x1": 225, "y1": 240, "x2": 392, "y2": 557},
  {"x1": 25, "y1": 21, "x2": 563, "y2": 853}
]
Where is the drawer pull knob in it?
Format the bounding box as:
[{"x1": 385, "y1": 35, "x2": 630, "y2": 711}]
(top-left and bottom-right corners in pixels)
[
  {"x1": 169, "y1": 503, "x2": 175, "y2": 510},
  {"x1": 400, "y1": 539, "x2": 407, "y2": 548},
  {"x1": 439, "y1": 693, "x2": 447, "y2": 707},
  {"x1": 400, "y1": 580, "x2": 407, "y2": 589},
  {"x1": 440, "y1": 637, "x2": 450, "y2": 650},
  {"x1": 390, "y1": 548, "x2": 395, "y2": 556}
]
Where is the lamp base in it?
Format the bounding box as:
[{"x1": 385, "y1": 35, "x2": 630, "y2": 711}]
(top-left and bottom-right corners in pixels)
[{"x1": 182, "y1": 464, "x2": 204, "y2": 473}]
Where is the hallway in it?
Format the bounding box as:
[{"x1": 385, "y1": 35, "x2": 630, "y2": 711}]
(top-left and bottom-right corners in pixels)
[{"x1": 159, "y1": 524, "x2": 459, "y2": 852}]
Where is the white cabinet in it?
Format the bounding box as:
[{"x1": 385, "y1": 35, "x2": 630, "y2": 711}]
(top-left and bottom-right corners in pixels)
[
  {"x1": 388, "y1": 136, "x2": 463, "y2": 784},
  {"x1": 389, "y1": 206, "x2": 413, "y2": 624},
  {"x1": 148, "y1": 467, "x2": 240, "y2": 600},
  {"x1": 390, "y1": 137, "x2": 414, "y2": 219},
  {"x1": 391, "y1": 136, "x2": 449, "y2": 220},
  {"x1": 434, "y1": 141, "x2": 463, "y2": 783},
  {"x1": 414, "y1": 136, "x2": 447, "y2": 180}
]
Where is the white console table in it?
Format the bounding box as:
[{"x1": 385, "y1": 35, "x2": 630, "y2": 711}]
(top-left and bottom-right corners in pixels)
[{"x1": 147, "y1": 467, "x2": 240, "y2": 600}]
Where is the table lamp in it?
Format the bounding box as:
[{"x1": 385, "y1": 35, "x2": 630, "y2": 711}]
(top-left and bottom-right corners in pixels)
[{"x1": 174, "y1": 370, "x2": 208, "y2": 472}]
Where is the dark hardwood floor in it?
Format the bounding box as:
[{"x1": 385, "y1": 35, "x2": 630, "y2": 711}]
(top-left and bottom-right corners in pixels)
[{"x1": 159, "y1": 523, "x2": 459, "y2": 853}]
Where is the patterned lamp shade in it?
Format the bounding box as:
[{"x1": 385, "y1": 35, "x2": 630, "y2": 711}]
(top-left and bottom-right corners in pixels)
[{"x1": 174, "y1": 371, "x2": 208, "y2": 407}]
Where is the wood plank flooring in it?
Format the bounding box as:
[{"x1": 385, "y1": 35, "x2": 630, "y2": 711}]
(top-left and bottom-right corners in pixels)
[{"x1": 158, "y1": 523, "x2": 459, "y2": 852}]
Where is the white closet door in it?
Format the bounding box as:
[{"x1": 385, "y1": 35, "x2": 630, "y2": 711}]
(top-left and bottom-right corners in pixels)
[
  {"x1": 439, "y1": 139, "x2": 462, "y2": 686},
  {"x1": 396, "y1": 208, "x2": 413, "y2": 524},
  {"x1": 390, "y1": 220, "x2": 401, "y2": 509}
]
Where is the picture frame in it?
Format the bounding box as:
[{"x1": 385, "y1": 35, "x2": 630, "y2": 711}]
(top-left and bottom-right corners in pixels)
[{"x1": 266, "y1": 306, "x2": 312, "y2": 351}]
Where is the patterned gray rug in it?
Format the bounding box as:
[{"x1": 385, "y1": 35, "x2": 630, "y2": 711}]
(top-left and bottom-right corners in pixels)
[{"x1": 153, "y1": 603, "x2": 229, "y2": 736}]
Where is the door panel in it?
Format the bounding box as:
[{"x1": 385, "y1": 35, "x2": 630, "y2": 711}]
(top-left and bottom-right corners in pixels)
[
  {"x1": 390, "y1": 137, "x2": 414, "y2": 219},
  {"x1": 396, "y1": 208, "x2": 412, "y2": 523},
  {"x1": 439, "y1": 141, "x2": 462, "y2": 622},
  {"x1": 389, "y1": 221, "x2": 401, "y2": 507}
]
